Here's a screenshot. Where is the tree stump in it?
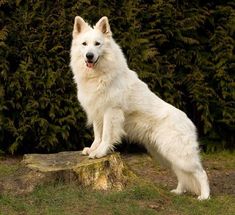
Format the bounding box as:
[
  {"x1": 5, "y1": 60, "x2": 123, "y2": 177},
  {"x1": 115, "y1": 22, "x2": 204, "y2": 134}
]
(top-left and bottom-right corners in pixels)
[{"x1": 0, "y1": 151, "x2": 134, "y2": 195}]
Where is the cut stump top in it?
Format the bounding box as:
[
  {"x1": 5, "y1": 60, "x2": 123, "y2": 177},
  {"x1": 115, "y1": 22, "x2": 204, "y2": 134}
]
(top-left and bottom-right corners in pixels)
[{"x1": 23, "y1": 151, "x2": 108, "y2": 172}]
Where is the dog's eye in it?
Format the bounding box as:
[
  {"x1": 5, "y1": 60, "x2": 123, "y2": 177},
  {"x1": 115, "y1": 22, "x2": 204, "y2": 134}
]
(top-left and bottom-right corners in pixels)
[
  {"x1": 95, "y1": 41, "x2": 100, "y2": 46},
  {"x1": 82, "y1": 42, "x2": 87, "y2": 46}
]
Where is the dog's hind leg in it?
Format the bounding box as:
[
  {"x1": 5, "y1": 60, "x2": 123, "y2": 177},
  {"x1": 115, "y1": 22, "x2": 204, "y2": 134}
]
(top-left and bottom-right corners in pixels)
[
  {"x1": 170, "y1": 157, "x2": 210, "y2": 200},
  {"x1": 193, "y1": 168, "x2": 210, "y2": 200},
  {"x1": 89, "y1": 108, "x2": 125, "y2": 159},
  {"x1": 170, "y1": 167, "x2": 186, "y2": 195}
]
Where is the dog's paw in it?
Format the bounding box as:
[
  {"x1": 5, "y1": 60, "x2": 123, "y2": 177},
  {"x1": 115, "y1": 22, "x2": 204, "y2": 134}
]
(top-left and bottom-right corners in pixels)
[
  {"x1": 82, "y1": 147, "x2": 90, "y2": 155},
  {"x1": 170, "y1": 189, "x2": 185, "y2": 195},
  {"x1": 197, "y1": 195, "x2": 210, "y2": 201},
  {"x1": 88, "y1": 151, "x2": 106, "y2": 159},
  {"x1": 88, "y1": 148, "x2": 108, "y2": 159},
  {"x1": 170, "y1": 189, "x2": 181, "y2": 195}
]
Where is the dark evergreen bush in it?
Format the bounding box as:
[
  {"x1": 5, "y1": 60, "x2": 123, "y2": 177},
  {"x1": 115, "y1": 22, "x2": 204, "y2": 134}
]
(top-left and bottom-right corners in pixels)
[{"x1": 0, "y1": 0, "x2": 234, "y2": 154}]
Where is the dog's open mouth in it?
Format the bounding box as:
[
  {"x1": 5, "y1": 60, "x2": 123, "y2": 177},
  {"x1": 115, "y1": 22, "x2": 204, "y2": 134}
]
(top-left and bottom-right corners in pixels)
[{"x1": 86, "y1": 57, "x2": 99, "y2": 69}]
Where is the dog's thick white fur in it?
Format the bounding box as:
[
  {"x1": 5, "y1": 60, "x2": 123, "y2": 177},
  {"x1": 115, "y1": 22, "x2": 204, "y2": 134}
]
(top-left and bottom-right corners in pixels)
[{"x1": 70, "y1": 16, "x2": 210, "y2": 200}]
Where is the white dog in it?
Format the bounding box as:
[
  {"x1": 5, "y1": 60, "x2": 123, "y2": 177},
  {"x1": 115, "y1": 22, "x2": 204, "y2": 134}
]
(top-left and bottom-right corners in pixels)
[{"x1": 70, "y1": 16, "x2": 210, "y2": 200}]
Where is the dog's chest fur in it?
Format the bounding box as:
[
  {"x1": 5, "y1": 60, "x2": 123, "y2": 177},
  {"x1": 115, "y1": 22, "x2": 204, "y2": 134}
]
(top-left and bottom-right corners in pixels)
[{"x1": 77, "y1": 73, "x2": 119, "y2": 123}]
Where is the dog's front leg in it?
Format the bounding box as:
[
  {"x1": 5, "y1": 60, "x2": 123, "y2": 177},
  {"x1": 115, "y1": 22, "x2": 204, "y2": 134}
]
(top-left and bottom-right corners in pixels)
[
  {"x1": 89, "y1": 108, "x2": 125, "y2": 159},
  {"x1": 82, "y1": 120, "x2": 102, "y2": 155}
]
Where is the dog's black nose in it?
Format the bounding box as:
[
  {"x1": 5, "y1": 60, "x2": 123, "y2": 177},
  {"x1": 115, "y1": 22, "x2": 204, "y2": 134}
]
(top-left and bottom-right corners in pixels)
[{"x1": 86, "y1": 52, "x2": 94, "y2": 60}]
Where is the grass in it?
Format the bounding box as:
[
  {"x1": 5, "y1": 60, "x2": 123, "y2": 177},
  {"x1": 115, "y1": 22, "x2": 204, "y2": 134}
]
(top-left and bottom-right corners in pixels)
[
  {"x1": 202, "y1": 151, "x2": 235, "y2": 169},
  {"x1": 0, "y1": 182, "x2": 234, "y2": 215},
  {"x1": 0, "y1": 163, "x2": 20, "y2": 177},
  {"x1": 0, "y1": 152, "x2": 235, "y2": 215}
]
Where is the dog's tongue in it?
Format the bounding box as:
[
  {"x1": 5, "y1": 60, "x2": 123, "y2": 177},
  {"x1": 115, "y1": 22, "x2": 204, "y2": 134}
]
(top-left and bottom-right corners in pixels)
[{"x1": 86, "y1": 62, "x2": 94, "y2": 69}]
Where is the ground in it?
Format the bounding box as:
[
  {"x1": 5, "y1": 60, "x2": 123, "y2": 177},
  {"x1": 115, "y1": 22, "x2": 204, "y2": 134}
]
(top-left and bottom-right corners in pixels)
[
  {"x1": 0, "y1": 151, "x2": 235, "y2": 215},
  {"x1": 122, "y1": 152, "x2": 235, "y2": 196}
]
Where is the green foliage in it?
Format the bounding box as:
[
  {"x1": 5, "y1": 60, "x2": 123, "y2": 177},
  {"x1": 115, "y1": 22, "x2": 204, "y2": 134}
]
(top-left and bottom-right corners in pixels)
[
  {"x1": 0, "y1": 0, "x2": 234, "y2": 154},
  {"x1": 0, "y1": 0, "x2": 91, "y2": 153}
]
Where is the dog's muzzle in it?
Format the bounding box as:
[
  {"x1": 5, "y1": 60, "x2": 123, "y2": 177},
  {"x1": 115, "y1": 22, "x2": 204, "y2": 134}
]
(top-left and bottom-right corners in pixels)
[{"x1": 86, "y1": 52, "x2": 99, "y2": 69}]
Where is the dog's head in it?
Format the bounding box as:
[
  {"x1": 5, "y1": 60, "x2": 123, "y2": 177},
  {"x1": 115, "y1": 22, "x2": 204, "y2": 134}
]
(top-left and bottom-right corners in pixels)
[{"x1": 72, "y1": 16, "x2": 112, "y2": 69}]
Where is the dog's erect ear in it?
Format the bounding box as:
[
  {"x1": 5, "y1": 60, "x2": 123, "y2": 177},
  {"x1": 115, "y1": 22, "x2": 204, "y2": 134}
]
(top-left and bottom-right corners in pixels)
[
  {"x1": 73, "y1": 16, "x2": 88, "y2": 37},
  {"x1": 95, "y1": 16, "x2": 112, "y2": 37}
]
